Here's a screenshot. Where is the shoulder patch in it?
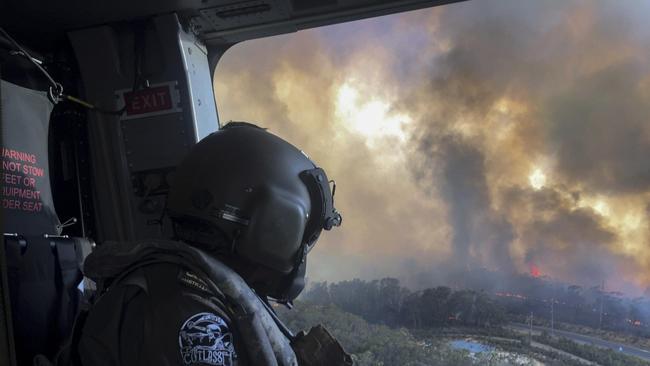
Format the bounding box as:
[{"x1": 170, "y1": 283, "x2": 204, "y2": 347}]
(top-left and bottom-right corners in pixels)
[
  {"x1": 178, "y1": 270, "x2": 212, "y2": 295},
  {"x1": 179, "y1": 312, "x2": 237, "y2": 366}
]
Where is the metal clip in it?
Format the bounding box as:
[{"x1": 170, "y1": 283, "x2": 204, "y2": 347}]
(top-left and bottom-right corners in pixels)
[
  {"x1": 56, "y1": 217, "x2": 77, "y2": 233},
  {"x1": 44, "y1": 234, "x2": 70, "y2": 239},
  {"x1": 48, "y1": 83, "x2": 64, "y2": 104}
]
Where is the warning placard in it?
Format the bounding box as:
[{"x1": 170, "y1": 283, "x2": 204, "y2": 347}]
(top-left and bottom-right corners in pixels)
[
  {"x1": 1, "y1": 79, "x2": 60, "y2": 234},
  {"x1": 2, "y1": 148, "x2": 45, "y2": 213}
]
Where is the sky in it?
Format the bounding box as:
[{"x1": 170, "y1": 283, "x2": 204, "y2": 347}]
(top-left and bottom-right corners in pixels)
[{"x1": 214, "y1": 0, "x2": 650, "y2": 296}]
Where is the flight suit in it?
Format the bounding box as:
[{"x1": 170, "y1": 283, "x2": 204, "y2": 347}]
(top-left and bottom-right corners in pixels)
[
  {"x1": 73, "y1": 240, "x2": 299, "y2": 366},
  {"x1": 71, "y1": 240, "x2": 351, "y2": 366},
  {"x1": 78, "y1": 262, "x2": 242, "y2": 366}
]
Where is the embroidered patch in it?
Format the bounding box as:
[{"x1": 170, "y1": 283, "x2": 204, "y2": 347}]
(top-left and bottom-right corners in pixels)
[
  {"x1": 179, "y1": 312, "x2": 237, "y2": 366},
  {"x1": 178, "y1": 270, "x2": 211, "y2": 294}
]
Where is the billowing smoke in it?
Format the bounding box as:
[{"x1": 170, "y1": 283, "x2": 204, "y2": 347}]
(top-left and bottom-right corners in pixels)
[
  {"x1": 420, "y1": 135, "x2": 515, "y2": 273},
  {"x1": 215, "y1": 0, "x2": 650, "y2": 295}
]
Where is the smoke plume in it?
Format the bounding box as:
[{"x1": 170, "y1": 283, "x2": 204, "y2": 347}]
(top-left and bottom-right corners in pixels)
[{"x1": 215, "y1": 0, "x2": 650, "y2": 294}]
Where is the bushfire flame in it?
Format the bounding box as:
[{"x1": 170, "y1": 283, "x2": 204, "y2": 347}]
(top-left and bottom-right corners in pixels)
[{"x1": 530, "y1": 264, "x2": 541, "y2": 278}]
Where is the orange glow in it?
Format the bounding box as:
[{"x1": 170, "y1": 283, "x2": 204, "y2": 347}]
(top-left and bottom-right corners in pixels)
[{"x1": 530, "y1": 264, "x2": 541, "y2": 278}]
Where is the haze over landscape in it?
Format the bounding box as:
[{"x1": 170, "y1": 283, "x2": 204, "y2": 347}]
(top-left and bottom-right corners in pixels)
[{"x1": 215, "y1": 0, "x2": 650, "y2": 296}]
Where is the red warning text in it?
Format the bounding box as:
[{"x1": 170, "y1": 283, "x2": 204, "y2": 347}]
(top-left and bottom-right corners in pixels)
[
  {"x1": 1, "y1": 148, "x2": 45, "y2": 213},
  {"x1": 2, "y1": 148, "x2": 36, "y2": 163}
]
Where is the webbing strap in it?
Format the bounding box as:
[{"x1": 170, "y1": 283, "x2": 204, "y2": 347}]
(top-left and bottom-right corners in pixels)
[
  {"x1": 0, "y1": 237, "x2": 19, "y2": 366},
  {"x1": 54, "y1": 241, "x2": 79, "y2": 290},
  {"x1": 53, "y1": 240, "x2": 82, "y2": 341},
  {"x1": 233, "y1": 313, "x2": 278, "y2": 366},
  {"x1": 4, "y1": 238, "x2": 23, "y2": 303}
]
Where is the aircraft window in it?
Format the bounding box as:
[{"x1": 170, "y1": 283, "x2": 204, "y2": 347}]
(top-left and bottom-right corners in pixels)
[
  {"x1": 2, "y1": 1, "x2": 650, "y2": 364},
  {"x1": 215, "y1": 1, "x2": 650, "y2": 364}
]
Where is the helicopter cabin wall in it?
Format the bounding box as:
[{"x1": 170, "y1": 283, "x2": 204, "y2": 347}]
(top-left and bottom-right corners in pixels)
[
  {"x1": 68, "y1": 13, "x2": 219, "y2": 243},
  {"x1": 0, "y1": 41, "x2": 96, "y2": 364}
]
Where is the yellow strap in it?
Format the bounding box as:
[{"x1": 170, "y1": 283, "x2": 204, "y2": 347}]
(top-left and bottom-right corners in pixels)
[{"x1": 63, "y1": 95, "x2": 95, "y2": 109}]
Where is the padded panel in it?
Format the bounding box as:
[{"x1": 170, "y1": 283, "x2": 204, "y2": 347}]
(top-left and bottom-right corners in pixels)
[{"x1": 1, "y1": 80, "x2": 60, "y2": 235}]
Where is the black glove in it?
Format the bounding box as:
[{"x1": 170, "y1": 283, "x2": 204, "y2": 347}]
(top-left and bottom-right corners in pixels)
[{"x1": 291, "y1": 325, "x2": 353, "y2": 366}]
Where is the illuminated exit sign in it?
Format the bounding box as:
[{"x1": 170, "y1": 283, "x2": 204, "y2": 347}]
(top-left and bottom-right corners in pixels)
[{"x1": 116, "y1": 81, "x2": 182, "y2": 120}]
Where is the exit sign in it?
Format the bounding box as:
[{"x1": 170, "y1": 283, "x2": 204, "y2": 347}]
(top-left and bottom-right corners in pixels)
[{"x1": 116, "y1": 81, "x2": 181, "y2": 120}]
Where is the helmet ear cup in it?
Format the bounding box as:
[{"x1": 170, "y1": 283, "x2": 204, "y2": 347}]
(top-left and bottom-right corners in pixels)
[{"x1": 237, "y1": 186, "x2": 309, "y2": 274}]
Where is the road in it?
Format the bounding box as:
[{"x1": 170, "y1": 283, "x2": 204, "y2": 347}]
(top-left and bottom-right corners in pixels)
[{"x1": 509, "y1": 323, "x2": 650, "y2": 362}]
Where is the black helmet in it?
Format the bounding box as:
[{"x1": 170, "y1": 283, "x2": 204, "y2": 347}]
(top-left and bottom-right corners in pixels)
[{"x1": 167, "y1": 122, "x2": 341, "y2": 301}]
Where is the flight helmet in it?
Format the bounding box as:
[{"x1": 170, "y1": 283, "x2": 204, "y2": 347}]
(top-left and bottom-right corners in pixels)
[{"x1": 167, "y1": 122, "x2": 341, "y2": 302}]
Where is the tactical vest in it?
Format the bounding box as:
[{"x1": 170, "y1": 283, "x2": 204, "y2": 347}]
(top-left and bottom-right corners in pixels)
[
  {"x1": 53, "y1": 240, "x2": 351, "y2": 366},
  {"x1": 81, "y1": 239, "x2": 298, "y2": 366}
]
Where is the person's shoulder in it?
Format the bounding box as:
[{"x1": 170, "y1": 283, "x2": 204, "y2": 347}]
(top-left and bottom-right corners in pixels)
[
  {"x1": 178, "y1": 311, "x2": 239, "y2": 366},
  {"x1": 171, "y1": 267, "x2": 241, "y2": 366},
  {"x1": 177, "y1": 268, "x2": 214, "y2": 296}
]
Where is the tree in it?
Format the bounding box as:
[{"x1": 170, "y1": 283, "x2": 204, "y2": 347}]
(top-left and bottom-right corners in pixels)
[{"x1": 304, "y1": 281, "x2": 330, "y2": 304}]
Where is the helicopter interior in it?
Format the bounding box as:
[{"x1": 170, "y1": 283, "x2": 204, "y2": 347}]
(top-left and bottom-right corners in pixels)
[{"x1": 0, "y1": 0, "x2": 462, "y2": 364}]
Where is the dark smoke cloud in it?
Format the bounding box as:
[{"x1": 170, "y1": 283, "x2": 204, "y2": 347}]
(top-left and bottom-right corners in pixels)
[
  {"x1": 418, "y1": 135, "x2": 515, "y2": 273},
  {"x1": 400, "y1": 0, "x2": 650, "y2": 289},
  {"x1": 545, "y1": 62, "x2": 650, "y2": 193},
  {"x1": 501, "y1": 186, "x2": 628, "y2": 284},
  {"x1": 411, "y1": 0, "x2": 650, "y2": 194}
]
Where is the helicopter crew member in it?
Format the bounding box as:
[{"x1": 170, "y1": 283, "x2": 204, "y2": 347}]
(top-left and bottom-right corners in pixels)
[{"x1": 73, "y1": 122, "x2": 351, "y2": 366}]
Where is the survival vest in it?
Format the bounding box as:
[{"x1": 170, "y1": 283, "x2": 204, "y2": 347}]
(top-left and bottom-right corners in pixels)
[{"x1": 63, "y1": 240, "x2": 298, "y2": 366}]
